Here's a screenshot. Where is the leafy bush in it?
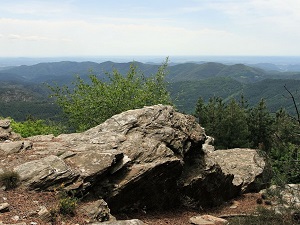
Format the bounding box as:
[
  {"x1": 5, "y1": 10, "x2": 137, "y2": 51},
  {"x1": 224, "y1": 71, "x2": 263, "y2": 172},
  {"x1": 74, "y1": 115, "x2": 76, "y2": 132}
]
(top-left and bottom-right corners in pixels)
[
  {"x1": 10, "y1": 117, "x2": 65, "y2": 137},
  {"x1": 49, "y1": 59, "x2": 172, "y2": 132},
  {"x1": 194, "y1": 96, "x2": 300, "y2": 183},
  {"x1": 57, "y1": 188, "x2": 78, "y2": 216},
  {"x1": 58, "y1": 195, "x2": 78, "y2": 216},
  {"x1": 0, "y1": 170, "x2": 20, "y2": 190}
]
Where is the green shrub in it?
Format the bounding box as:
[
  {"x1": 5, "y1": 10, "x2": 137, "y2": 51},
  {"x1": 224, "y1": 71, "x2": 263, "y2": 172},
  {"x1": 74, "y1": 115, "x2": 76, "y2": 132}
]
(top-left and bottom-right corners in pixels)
[
  {"x1": 0, "y1": 170, "x2": 20, "y2": 190},
  {"x1": 58, "y1": 196, "x2": 78, "y2": 216},
  {"x1": 10, "y1": 118, "x2": 65, "y2": 137},
  {"x1": 57, "y1": 189, "x2": 78, "y2": 216},
  {"x1": 49, "y1": 59, "x2": 172, "y2": 132}
]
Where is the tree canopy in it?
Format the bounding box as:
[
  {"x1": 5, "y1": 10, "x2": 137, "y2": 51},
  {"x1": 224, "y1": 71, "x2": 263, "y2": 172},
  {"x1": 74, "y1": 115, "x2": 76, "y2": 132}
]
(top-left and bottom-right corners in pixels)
[{"x1": 49, "y1": 59, "x2": 172, "y2": 132}]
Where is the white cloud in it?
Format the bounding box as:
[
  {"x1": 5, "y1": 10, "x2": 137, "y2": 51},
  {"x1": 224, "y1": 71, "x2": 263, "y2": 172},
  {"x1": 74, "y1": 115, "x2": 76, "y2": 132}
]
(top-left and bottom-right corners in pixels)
[
  {"x1": 1, "y1": 0, "x2": 73, "y2": 17},
  {"x1": 0, "y1": 0, "x2": 299, "y2": 56}
]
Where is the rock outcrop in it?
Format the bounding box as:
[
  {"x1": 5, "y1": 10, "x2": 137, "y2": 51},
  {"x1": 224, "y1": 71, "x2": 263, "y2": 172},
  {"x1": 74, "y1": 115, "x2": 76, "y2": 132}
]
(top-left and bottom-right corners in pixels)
[
  {"x1": 0, "y1": 105, "x2": 270, "y2": 219},
  {"x1": 260, "y1": 184, "x2": 300, "y2": 217}
]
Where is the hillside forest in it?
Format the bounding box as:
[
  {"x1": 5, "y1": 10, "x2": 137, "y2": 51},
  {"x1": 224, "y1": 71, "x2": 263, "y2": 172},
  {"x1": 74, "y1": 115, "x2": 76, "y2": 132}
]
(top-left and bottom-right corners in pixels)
[{"x1": 0, "y1": 59, "x2": 299, "y2": 184}]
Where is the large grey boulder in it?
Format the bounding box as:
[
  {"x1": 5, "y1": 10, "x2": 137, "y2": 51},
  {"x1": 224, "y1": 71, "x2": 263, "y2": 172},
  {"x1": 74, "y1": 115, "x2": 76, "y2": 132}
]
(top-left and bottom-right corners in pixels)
[
  {"x1": 208, "y1": 149, "x2": 268, "y2": 192},
  {"x1": 59, "y1": 105, "x2": 205, "y2": 211},
  {"x1": 2, "y1": 105, "x2": 270, "y2": 213},
  {"x1": 180, "y1": 148, "x2": 269, "y2": 208}
]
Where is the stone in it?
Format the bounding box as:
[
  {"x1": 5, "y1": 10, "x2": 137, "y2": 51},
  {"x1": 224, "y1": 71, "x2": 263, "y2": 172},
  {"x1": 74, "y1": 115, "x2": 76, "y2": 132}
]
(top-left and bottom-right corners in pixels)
[
  {"x1": 65, "y1": 151, "x2": 124, "y2": 180},
  {"x1": 14, "y1": 155, "x2": 76, "y2": 190},
  {"x1": 0, "y1": 223, "x2": 27, "y2": 225},
  {"x1": 0, "y1": 105, "x2": 269, "y2": 214},
  {"x1": 207, "y1": 148, "x2": 268, "y2": 192},
  {"x1": 260, "y1": 184, "x2": 300, "y2": 213},
  {"x1": 0, "y1": 120, "x2": 21, "y2": 141},
  {"x1": 190, "y1": 215, "x2": 228, "y2": 225},
  {"x1": 181, "y1": 148, "x2": 269, "y2": 208},
  {"x1": 0, "y1": 120, "x2": 10, "y2": 129},
  {"x1": 202, "y1": 136, "x2": 215, "y2": 153},
  {"x1": 26, "y1": 134, "x2": 55, "y2": 142},
  {"x1": 0, "y1": 202, "x2": 9, "y2": 212},
  {"x1": 55, "y1": 105, "x2": 206, "y2": 212},
  {"x1": 79, "y1": 199, "x2": 112, "y2": 222},
  {"x1": 38, "y1": 206, "x2": 51, "y2": 222},
  {"x1": 22, "y1": 141, "x2": 33, "y2": 150},
  {"x1": 190, "y1": 216, "x2": 214, "y2": 225},
  {"x1": 7, "y1": 132, "x2": 22, "y2": 141},
  {"x1": 0, "y1": 127, "x2": 10, "y2": 140},
  {"x1": 89, "y1": 219, "x2": 146, "y2": 225},
  {"x1": 11, "y1": 215, "x2": 19, "y2": 221},
  {"x1": 229, "y1": 201, "x2": 239, "y2": 209},
  {"x1": 0, "y1": 141, "x2": 25, "y2": 155},
  {"x1": 201, "y1": 215, "x2": 228, "y2": 225}
]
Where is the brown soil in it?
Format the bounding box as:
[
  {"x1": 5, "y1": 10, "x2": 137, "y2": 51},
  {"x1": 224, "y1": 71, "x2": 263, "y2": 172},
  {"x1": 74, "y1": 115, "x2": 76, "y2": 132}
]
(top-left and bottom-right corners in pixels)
[
  {"x1": 0, "y1": 188, "x2": 263, "y2": 225},
  {"x1": 117, "y1": 193, "x2": 262, "y2": 225}
]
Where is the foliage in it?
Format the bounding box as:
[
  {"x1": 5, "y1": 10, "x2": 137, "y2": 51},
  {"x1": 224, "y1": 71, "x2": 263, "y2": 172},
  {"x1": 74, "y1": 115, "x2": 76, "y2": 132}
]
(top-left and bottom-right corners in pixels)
[
  {"x1": 194, "y1": 95, "x2": 300, "y2": 183},
  {"x1": 2, "y1": 63, "x2": 300, "y2": 120},
  {"x1": 49, "y1": 59, "x2": 172, "y2": 132},
  {"x1": 58, "y1": 195, "x2": 78, "y2": 216},
  {"x1": 0, "y1": 170, "x2": 20, "y2": 190},
  {"x1": 271, "y1": 109, "x2": 300, "y2": 183},
  {"x1": 195, "y1": 96, "x2": 251, "y2": 149},
  {"x1": 10, "y1": 117, "x2": 65, "y2": 137},
  {"x1": 49, "y1": 208, "x2": 58, "y2": 223},
  {"x1": 247, "y1": 99, "x2": 274, "y2": 152},
  {"x1": 221, "y1": 99, "x2": 250, "y2": 148},
  {"x1": 169, "y1": 77, "x2": 243, "y2": 113},
  {"x1": 56, "y1": 186, "x2": 79, "y2": 216}
]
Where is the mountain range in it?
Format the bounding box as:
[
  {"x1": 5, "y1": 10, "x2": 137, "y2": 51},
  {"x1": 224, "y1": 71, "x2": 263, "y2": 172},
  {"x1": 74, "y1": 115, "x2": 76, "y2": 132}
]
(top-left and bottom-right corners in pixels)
[{"x1": 0, "y1": 61, "x2": 300, "y2": 120}]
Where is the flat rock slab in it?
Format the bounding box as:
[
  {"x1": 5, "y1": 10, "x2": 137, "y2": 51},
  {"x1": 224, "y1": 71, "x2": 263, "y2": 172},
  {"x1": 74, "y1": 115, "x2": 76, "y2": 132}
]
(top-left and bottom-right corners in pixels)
[
  {"x1": 14, "y1": 155, "x2": 76, "y2": 190},
  {"x1": 190, "y1": 215, "x2": 228, "y2": 225},
  {"x1": 89, "y1": 219, "x2": 146, "y2": 225},
  {"x1": 65, "y1": 151, "x2": 124, "y2": 179},
  {"x1": 0, "y1": 141, "x2": 24, "y2": 155}
]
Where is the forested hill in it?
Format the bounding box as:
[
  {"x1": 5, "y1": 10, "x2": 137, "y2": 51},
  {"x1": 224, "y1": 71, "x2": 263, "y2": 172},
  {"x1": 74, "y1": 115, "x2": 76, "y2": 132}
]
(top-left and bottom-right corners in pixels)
[
  {"x1": 1, "y1": 60, "x2": 295, "y2": 84},
  {"x1": 0, "y1": 61, "x2": 160, "y2": 84},
  {"x1": 0, "y1": 60, "x2": 300, "y2": 120}
]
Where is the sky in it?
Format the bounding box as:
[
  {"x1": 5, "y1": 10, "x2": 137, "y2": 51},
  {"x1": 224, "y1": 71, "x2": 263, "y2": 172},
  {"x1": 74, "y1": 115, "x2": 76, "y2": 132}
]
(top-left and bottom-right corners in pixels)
[{"x1": 0, "y1": 0, "x2": 300, "y2": 57}]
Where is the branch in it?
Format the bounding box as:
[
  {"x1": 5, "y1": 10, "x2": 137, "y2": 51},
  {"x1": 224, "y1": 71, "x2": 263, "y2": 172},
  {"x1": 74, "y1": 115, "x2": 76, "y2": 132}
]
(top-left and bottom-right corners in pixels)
[
  {"x1": 284, "y1": 85, "x2": 300, "y2": 125},
  {"x1": 218, "y1": 213, "x2": 257, "y2": 218}
]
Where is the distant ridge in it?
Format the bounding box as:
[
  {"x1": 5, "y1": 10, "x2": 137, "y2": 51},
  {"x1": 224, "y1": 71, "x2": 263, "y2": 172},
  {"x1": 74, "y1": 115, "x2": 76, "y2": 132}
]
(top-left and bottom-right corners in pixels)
[
  {"x1": 0, "y1": 61, "x2": 270, "y2": 84},
  {"x1": 1, "y1": 60, "x2": 300, "y2": 120}
]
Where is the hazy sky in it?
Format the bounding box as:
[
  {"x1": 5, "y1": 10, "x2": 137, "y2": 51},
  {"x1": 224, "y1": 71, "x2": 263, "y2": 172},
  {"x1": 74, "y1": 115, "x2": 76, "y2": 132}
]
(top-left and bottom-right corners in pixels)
[{"x1": 1, "y1": 0, "x2": 300, "y2": 57}]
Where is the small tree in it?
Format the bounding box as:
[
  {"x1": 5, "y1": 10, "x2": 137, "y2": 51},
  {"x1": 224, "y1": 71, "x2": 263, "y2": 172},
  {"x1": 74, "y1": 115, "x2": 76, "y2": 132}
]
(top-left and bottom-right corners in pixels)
[
  {"x1": 195, "y1": 97, "x2": 250, "y2": 149},
  {"x1": 50, "y1": 59, "x2": 172, "y2": 132},
  {"x1": 247, "y1": 99, "x2": 274, "y2": 152},
  {"x1": 220, "y1": 99, "x2": 250, "y2": 149},
  {"x1": 194, "y1": 97, "x2": 207, "y2": 125},
  {"x1": 271, "y1": 90, "x2": 300, "y2": 183}
]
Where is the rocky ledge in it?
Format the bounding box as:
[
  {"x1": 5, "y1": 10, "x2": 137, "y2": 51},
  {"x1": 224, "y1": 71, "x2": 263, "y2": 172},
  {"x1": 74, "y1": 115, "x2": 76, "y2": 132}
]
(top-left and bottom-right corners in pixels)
[{"x1": 0, "y1": 105, "x2": 270, "y2": 224}]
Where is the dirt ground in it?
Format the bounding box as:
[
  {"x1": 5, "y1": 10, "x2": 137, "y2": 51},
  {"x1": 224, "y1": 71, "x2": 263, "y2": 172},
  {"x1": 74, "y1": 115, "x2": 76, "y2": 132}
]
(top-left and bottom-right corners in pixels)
[{"x1": 0, "y1": 187, "x2": 263, "y2": 225}]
